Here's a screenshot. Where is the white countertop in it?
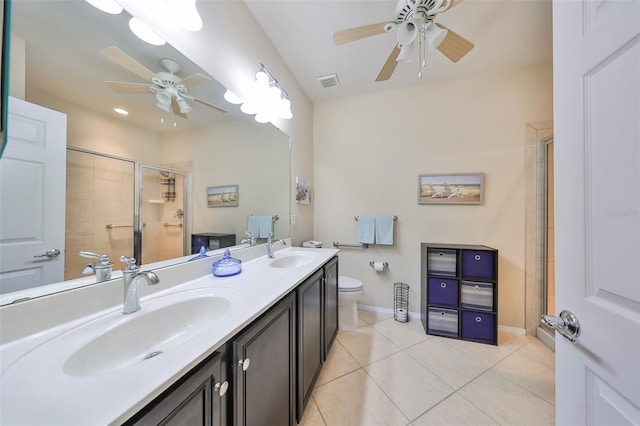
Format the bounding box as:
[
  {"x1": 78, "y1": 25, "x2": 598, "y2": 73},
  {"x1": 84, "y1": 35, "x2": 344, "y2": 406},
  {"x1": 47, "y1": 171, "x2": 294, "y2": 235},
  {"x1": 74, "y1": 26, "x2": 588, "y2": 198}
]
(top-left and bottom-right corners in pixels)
[{"x1": 0, "y1": 246, "x2": 339, "y2": 425}]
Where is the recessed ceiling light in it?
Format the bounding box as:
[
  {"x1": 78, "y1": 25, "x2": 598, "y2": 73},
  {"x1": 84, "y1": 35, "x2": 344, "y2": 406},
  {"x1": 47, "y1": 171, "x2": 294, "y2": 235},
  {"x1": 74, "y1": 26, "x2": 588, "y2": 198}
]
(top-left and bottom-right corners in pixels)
[{"x1": 114, "y1": 108, "x2": 129, "y2": 115}]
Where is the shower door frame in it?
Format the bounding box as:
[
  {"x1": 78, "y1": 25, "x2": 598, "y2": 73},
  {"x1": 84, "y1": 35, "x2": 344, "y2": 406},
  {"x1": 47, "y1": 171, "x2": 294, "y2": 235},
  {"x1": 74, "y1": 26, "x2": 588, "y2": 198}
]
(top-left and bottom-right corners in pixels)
[{"x1": 67, "y1": 147, "x2": 190, "y2": 265}]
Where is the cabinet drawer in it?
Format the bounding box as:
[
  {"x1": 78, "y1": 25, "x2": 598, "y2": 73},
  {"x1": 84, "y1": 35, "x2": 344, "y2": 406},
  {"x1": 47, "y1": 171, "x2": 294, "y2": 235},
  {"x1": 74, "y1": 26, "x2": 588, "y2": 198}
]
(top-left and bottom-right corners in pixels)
[
  {"x1": 460, "y1": 281, "x2": 494, "y2": 311},
  {"x1": 428, "y1": 307, "x2": 459, "y2": 338},
  {"x1": 461, "y1": 250, "x2": 495, "y2": 280},
  {"x1": 461, "y1": 311, "x2": 496, "y2": 344},
  {"x1": 427, "y1": 249, "x2": 457, "y2": 276},
  {"x1": 427, "y1": 278, "x2": 459, "y2": 307}
]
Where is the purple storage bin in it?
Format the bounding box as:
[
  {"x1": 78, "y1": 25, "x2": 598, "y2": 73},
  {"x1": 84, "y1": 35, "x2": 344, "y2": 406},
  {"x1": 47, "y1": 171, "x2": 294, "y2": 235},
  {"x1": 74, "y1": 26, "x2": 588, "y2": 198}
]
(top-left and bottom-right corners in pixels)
[
  {"x1": 461, "y1": 250, "x2": 495, "y2": 280},
  {"x1": 461, "y1": 311, "x2": 496, "y2": 343},
  {"x1": 428, "y1": 278, "x2": 459, "y2": 308}
]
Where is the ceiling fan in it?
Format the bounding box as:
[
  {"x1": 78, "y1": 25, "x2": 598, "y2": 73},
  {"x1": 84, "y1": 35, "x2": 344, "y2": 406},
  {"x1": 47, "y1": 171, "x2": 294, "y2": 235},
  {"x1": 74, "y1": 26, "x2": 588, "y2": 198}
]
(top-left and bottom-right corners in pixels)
[
  {"x1": 333, "y1": 0, "x2": 474, "y2": 81},
  {"x1": 101, "y1": 46, "x2": 228, "y2": 118}
]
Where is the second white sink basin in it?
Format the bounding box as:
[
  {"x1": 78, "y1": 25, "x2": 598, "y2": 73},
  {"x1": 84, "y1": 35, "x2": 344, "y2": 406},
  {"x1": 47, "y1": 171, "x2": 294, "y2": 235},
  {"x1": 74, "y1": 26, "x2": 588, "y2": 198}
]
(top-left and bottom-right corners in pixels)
[
  {"x1": 266, "y1": 253, "x2": 318, "y2": 268},
  {"x1": 62, "y1": 288, "x2": 234, "y2": 377}
]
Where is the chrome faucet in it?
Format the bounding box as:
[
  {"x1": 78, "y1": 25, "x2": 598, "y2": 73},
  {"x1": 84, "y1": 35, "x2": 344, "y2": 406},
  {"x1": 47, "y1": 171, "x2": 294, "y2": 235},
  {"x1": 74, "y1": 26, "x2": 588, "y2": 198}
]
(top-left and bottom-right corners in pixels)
[
  {"x1": 240, "y1": 231, "x2": 257, "y2": 247},
  {"x1": 120, "y1": 256, "x2": 160, "y2": 314},
  {"x1": 267, "y1": 232, "x2": 286, "y2": 258},
  {"x1": 80, "y1": 251, "x2": 113, "y2": 283}
]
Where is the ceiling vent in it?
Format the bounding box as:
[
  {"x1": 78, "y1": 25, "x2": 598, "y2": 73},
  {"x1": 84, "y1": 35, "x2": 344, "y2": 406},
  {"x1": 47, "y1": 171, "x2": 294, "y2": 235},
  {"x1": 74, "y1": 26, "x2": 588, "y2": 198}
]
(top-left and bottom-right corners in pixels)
[{"x1": 317, "y1": 74, "x2": 340, "y2": 89}]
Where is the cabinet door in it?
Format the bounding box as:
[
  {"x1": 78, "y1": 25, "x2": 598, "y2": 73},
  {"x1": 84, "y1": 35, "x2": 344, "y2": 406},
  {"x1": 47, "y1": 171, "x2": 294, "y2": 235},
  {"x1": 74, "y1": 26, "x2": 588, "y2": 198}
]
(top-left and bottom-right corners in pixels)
[
  {"x1": 297, "y1": 269, "x2": 324, "y2": 421},
  {"x1": 233, "y1": 293, "x2": 296, "y2": 426},
  {"x1": 125, "y1": 352, "x2": 225, "y2": 426},
  {"x1": 323, "y1": 256, "x2": 339, "y2": 358}
]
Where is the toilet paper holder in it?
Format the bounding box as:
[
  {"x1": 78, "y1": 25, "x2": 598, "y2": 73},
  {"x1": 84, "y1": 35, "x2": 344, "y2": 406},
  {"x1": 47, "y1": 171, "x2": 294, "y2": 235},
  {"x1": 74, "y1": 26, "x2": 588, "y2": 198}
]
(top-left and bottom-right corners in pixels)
[{"x1": 369, "y1": 261, "x2": 388, "y2": 269}]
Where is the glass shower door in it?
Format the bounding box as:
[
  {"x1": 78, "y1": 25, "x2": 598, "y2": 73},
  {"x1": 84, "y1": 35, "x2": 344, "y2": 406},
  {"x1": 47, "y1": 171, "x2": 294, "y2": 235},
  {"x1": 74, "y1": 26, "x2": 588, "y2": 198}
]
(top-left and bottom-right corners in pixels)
[{"x1": 137, "y1": 165, "x2": 188, "y2": 265}]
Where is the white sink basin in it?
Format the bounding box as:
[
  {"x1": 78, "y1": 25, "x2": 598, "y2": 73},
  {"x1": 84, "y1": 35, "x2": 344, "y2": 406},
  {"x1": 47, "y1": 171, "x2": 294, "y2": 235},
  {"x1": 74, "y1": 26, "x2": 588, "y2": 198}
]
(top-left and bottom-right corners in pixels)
[
  {"x1": 265, "y1": 252, "x2": 319, "y2": 268},
  {"x1": 63, "y1": 292, "x2": 231, "y2": 377}
]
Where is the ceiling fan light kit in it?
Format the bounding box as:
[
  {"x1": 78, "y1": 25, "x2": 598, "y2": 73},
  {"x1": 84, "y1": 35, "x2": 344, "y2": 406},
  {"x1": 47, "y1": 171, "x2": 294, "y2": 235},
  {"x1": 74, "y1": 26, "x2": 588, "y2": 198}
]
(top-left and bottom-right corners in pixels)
[{"x1": 333, "y1": 0, "x2": 474, "y2": 81}]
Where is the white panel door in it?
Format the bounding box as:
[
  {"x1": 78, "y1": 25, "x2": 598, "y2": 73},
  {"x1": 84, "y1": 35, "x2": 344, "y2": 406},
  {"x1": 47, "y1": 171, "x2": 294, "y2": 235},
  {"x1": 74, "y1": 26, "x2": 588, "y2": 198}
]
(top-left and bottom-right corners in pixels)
[
  {"x1": 552, "y1": 0, "x2": 640, "y2": 424},
  {"x1": 0, "y1": 97, "x2": 67, "y2": 294}
]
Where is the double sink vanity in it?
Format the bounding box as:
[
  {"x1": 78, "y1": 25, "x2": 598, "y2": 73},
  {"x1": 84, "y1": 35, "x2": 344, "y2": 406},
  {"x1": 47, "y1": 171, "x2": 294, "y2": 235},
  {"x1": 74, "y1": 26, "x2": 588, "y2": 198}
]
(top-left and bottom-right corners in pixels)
[{"x1": 0, "y1": 243, "x2": 339, "y2": 425}]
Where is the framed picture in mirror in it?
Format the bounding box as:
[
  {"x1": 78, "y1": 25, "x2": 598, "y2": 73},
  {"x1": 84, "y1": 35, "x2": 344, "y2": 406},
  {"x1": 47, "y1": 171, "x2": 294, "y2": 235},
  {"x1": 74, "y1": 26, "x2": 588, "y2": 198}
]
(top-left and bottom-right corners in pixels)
[
  {"x1": 207, "y1": 184, "x2": 239, "y2": 207},
  {"x1": 418, "y1": 173, "x2": 484, "y2": 205}
]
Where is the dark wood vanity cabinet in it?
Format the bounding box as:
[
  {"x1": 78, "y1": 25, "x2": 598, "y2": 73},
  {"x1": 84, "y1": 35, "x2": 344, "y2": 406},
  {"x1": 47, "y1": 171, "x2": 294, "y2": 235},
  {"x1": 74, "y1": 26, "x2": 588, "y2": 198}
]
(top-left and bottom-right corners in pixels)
[
  {"x1": 125, "y1": 256, "x2": 339, "y2": 426},
  {"x1": 124, "y1": 352, "x2": 227, "y2": 426},
  {"x1": 323, "y1": 256, "x2": 339, "y2": 358},
  {"x1": 232, "y1": 292, "x2": 296, "y2": 426},
  {"x1": 296, "y1": 269, "x2": 324, "y2": 422}
]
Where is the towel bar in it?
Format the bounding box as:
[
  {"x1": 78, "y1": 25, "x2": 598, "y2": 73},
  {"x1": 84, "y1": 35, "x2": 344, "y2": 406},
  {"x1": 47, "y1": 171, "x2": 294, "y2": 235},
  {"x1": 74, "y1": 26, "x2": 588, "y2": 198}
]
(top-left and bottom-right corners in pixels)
[
  {"x1": 164, "y1": 223, "x2": 183, "y2": 228},
  {"x1": 333, "y1": 241, "x2": 368, "y2": 249},
  {"x1": 354, "y1": 215, "x2": 397, "y2": 221}
]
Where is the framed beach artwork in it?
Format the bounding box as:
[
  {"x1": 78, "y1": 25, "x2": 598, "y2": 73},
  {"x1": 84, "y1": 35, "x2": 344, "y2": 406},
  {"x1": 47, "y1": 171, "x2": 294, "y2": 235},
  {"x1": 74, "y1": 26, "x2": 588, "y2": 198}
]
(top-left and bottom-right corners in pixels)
[
  {"x1": 418, "y1": 173, "x2": 484, "y2": 205},
  {"x1": 295, "y1": 177, "x2": 311, "y2": 205},
  {"x1": 207, "y1": 184, "x2": 239, "y2": 207}
]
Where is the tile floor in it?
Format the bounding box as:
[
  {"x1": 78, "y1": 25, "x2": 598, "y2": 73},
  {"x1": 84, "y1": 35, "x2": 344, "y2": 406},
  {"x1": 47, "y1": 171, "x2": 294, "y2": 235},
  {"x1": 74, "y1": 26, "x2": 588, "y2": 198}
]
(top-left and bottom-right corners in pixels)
[{"x1": 299, "y1": 310, "x2": 555, "y2": 426}]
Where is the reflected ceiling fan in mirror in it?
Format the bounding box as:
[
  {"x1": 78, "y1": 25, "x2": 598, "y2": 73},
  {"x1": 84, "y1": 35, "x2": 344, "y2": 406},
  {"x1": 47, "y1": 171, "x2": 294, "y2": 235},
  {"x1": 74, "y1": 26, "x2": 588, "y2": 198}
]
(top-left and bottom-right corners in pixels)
[
  {"x1": 101, "y1": 46, "x2": 228, "y2": 118},
  {"x1": 333, "y1": 0, "x2": 474, "y2": 81}
]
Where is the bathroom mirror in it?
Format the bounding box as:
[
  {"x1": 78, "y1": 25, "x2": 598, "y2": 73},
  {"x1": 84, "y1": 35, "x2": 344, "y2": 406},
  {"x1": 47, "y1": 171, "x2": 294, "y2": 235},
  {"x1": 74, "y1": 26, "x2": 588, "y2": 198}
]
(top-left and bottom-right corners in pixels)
[{"x1": 0, "y1": 0, "x2": 290, "y2": 305}]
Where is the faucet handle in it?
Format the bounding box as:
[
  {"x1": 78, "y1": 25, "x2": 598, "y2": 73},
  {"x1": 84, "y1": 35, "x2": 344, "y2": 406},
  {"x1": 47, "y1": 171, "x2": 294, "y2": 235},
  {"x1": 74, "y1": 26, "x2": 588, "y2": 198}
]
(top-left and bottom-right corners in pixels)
[
  {"x1": 80, "y1": 251, "x2": 111, "y2": 265},
  {"x1": 119, "y1": 256, "x2": 138, "y2": 271}
]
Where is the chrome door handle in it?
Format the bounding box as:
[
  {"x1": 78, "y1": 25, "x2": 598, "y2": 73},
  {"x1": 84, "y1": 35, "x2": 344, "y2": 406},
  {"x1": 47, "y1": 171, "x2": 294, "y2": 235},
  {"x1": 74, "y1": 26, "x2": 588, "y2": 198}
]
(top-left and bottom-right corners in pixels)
[
  {"x1": 541, "y1": 310, "x2": 581, "y2": 343},
  {"x1": 33, "y1": 248, "x2": 61, "y2": 259}
]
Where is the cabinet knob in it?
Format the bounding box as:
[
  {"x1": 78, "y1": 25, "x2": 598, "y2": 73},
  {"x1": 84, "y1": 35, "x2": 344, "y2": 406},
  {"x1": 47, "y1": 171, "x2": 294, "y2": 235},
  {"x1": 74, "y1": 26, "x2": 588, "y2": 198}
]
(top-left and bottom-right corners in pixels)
[
  {"x1": 475, "y1": 316, "x2": 482, "y2": 323},
  {"x1": 214, "y1": 380, "x2": 229, "y2": 397},
  {"x1": 238, "y1": 358, "x2": 251, "y2": 371},
  {"x1": 474, "y1": 254, "x2": 481, "y2": 261},
  {"x1": 440, "y1": 282, "x2": 447, "y2": 288}
]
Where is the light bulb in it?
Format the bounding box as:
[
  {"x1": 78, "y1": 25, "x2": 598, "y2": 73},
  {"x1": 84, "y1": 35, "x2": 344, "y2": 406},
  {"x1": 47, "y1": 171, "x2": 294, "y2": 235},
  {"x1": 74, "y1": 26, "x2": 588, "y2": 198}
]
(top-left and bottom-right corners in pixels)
[
  {"x1": 254, "y1": 113, "x2": 270, "y2": 124},
  {"x1": 223, "y1": 90, "x2": 243, "y2": 104},
  {"x1": 167, "y1": 0, "x2": 203, "y2": 31},
  {"x1": 129, "y1": 17, "x2": 166, "y2": 46},
  {"x1": 279, "y1": 99, "x2": 293, "y2": 120},
  {"x1": 255, "y1": 71, "x2": 270, "y2": 90},
  {"x1": 241, "y1": 102, "x2": 257, "y2": 115},
  {"x1": 85, "y1": 0, "x2": 122, "y2": 14}
]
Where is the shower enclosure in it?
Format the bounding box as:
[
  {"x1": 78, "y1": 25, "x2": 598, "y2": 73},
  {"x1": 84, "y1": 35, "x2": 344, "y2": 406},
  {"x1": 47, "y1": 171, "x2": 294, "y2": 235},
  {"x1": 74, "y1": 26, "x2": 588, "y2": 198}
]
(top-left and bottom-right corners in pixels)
[
  {"x1": 538, "y1": 138, "x2": 555, "y2": 344},
  {"x1": 65, "y1": 148, "x2": 189, "y2": 281}
]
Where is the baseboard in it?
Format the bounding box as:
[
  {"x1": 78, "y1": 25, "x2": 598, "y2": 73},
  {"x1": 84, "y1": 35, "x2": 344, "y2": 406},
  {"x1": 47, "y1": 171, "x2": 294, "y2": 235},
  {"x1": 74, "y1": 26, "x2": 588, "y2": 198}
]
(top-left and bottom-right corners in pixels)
[{"x1": 498, "y1": 325, "x2": 526, "y2": 335}]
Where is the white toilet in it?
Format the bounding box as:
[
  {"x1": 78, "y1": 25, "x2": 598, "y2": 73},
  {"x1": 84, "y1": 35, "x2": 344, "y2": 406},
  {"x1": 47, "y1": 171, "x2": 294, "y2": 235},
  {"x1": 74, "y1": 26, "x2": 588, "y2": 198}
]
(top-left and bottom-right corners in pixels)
[{"x1": 338, "y1": 276, "x2": 364, "y2": 330}]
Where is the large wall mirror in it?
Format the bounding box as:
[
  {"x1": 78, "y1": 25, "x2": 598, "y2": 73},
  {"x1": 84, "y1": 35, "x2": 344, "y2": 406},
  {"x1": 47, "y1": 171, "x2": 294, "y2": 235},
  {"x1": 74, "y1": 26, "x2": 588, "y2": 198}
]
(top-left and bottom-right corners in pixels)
[{"x1": 0, "y1": 0, "x2": 291, "y2": 305}]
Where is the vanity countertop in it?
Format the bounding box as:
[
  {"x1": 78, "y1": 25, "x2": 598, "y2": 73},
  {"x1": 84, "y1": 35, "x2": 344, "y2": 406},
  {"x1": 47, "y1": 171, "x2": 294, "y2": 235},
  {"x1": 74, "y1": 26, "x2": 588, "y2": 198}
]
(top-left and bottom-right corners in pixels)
[{"x1": 0, "y1": 246, "x2": 339, "y2": 425}]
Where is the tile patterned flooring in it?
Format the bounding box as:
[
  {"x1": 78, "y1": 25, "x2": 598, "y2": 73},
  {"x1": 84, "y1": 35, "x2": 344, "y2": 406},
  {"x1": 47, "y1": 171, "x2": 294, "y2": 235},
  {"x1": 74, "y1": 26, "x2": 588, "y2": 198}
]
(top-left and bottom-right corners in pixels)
[{"x1": 299, "y1": 310, "x2": 555, "y2": 426}]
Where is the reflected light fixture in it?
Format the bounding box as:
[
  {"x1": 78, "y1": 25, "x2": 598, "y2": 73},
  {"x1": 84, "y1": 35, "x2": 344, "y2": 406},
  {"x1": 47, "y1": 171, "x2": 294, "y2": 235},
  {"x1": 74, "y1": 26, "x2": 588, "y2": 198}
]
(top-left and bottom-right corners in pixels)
[
  {"x1": 113, "y1": 108, "x2": 128, "y2": 115},
  {"x1": 85, "y1": 0, "x2": 122, "y2": 14},
  {"x1": 129, "y1": 17, "x2": 166, "y2": 46},
  {"x1": 167, "y1": 0, "x2": 203, "y2": 31},
  {"x1": 228, "y1": 64, "x2": 293, "y2": 124}
]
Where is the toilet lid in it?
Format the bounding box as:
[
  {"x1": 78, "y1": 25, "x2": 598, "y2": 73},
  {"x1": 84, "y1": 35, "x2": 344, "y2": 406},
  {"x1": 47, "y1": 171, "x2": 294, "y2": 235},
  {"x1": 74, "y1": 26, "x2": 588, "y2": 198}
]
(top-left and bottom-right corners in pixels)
[{"x1": 339, "y1": 276, "x2": 363, "y2": 292}]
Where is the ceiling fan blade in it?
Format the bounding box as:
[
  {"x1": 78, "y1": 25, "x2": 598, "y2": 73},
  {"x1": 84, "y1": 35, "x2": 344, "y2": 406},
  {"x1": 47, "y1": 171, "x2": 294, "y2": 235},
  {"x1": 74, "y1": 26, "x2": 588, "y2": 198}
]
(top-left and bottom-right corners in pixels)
[
  {"x1": 105, "y1": 81, "x2": 152, "y2": 94},
  {"x1": 179, "y1": 73, "x2": 211, "y2": 88},
  {"x1": 190, "y1": 96, "x2": 228, "y2": 113},
  {"x1": 171, "y1": 101, "x2": 188, "y2": 119},
  {"x1": 333, "y1": 22, "x2": 390, "y2": 45},
  {"x1": 101, "y1": 46, "x2": 157, "y2": 82},
  {"x1": 435, "y1": 23, "x2": 474, "y2": 63},
  {"x1": 375, "y1": 45, "x2": 401, "y2": 82}
]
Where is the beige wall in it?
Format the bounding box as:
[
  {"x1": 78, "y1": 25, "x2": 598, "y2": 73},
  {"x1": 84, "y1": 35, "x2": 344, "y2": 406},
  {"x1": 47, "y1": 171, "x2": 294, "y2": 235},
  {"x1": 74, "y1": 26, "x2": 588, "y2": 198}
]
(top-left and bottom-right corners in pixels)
[
  {"x1": 160, "y1": 119, "x2": 290, "y2": 242},
  {"x1": 313, "y1": 63, "x2": 553, "y2": 329}
]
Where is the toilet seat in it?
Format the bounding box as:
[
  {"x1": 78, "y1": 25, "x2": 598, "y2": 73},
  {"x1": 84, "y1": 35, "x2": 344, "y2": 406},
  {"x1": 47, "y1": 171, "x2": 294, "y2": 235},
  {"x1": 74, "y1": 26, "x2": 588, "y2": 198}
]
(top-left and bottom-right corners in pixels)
[{"x1": 339, "y1": 276, "x2": 363, "y2": 293}]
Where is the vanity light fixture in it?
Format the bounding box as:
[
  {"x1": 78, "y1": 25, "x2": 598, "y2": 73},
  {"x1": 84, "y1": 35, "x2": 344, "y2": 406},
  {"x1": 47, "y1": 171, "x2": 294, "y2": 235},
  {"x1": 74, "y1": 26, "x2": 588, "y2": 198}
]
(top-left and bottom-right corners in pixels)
[
  {"x1": 113, "y1": 108, "x2": 129, "y2": 115},
  {"x1": 85, "y1": 0, "x2": 123, "y2": 14},
  {"x1": 167, "y1": 0, "x2": 203, "y2": 32},
  {"x1": 229, "y1": 65, "x2": 293, "y2": 124}
]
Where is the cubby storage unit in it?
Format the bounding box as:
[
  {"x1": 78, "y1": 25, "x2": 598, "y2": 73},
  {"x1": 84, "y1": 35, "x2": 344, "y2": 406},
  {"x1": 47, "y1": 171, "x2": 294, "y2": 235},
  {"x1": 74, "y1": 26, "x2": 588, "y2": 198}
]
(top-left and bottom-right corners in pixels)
[{"x1": 420, "y1": 243, "x2": 498, "y2": 345}]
